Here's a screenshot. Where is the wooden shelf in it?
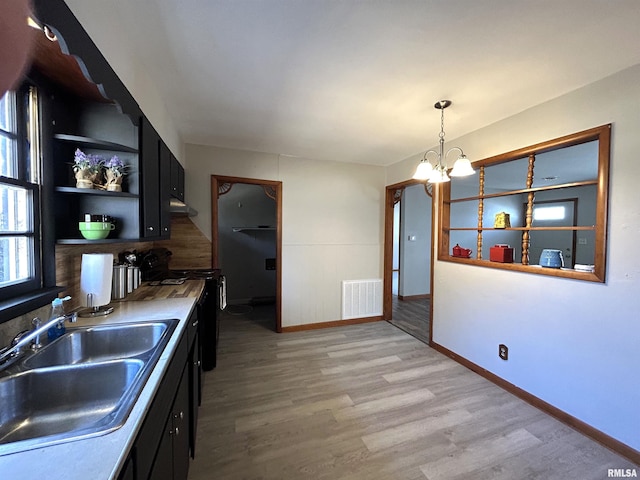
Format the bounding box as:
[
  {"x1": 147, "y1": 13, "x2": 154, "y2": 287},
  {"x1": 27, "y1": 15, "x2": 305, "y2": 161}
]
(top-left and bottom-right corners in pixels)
[
  {"x1": 447, "y1": 226, "x2": 595, "y2": 231},
  {"x1": 54, "y1": 133, "x2": 139, "y2": 153},
  {"x1": 449, "y1": 179, "x2": 598, "y2": 203}
]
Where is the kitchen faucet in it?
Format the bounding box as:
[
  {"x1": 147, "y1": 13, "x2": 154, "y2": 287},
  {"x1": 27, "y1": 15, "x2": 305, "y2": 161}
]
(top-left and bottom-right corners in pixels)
[{"x1": 0, "y1": 312, "x2": 78, "y2": 366}]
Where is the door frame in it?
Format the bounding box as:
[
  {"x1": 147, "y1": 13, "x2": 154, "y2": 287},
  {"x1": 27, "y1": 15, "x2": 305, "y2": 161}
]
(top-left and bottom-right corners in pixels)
[
  {"x1": 383, "y1": 179, "x2": 436, "y2": 344},
  {"x1": 211, "y1": 175, "x2": 283, "y2": 333}
]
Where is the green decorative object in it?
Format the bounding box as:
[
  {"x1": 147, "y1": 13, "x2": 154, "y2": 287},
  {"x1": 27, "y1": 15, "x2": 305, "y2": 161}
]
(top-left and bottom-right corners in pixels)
[{"x1": 78, "y1": 221, "x2": 114, "y2": 240}]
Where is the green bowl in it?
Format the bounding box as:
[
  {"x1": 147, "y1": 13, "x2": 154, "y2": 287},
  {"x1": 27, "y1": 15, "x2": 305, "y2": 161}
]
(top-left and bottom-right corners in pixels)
[{"x1": 78, "y1": 222, "x2": 114, "y2": 240}]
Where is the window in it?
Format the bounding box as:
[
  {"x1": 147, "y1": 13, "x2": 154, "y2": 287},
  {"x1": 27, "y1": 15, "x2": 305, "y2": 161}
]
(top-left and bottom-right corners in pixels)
[
  {"x1": 0, "y1": 86, "x2": 42, "y2": 300},
  {"x1": 533, "y1": 205, "x2": 566, "y2": 221}
]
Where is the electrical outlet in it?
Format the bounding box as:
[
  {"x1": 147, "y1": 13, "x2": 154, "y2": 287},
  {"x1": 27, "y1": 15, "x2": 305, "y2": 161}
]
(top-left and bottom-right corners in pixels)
[{"x1": 499, "y1": 344, "x2": 509, "y2": 360}]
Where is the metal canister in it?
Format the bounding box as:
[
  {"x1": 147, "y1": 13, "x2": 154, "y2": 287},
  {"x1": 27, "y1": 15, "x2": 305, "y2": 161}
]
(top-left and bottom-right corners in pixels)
[
  {"x1": 112, "y1": 264, "x2": 127, "y2": 299},
  {"x1": 127, "y1": 266, "x2": 140, "y2": 293}
]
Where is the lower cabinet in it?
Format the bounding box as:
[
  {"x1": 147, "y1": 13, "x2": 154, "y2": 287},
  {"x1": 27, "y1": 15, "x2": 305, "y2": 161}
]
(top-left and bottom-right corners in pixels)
[
  {"x1": 117, "y1": 456, "x2": 134, "y2": 480},
  {"x1": 118, "y1": 318, "x2": 201, "y2": 480},
  {"x1": 188, "y1": 309, "x2": 202, "y2": 457},
  {"x1": 148, "y1": 366, "x2": 190, "y2": 480}
]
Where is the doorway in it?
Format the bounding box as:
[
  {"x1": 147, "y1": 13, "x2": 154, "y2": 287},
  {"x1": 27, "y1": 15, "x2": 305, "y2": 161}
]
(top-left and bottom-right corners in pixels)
[
  {"x1": 383, "y1": 180, "x2": 434, "y2": 344},
  {"x1": 211, "y1": 175, "x2": 282, "y2": 332}
]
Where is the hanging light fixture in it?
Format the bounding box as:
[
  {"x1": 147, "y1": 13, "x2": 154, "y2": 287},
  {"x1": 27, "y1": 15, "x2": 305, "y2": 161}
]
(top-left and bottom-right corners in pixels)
[{"x1": 412, "y1": 100, "x2": 475, "y2": 183}]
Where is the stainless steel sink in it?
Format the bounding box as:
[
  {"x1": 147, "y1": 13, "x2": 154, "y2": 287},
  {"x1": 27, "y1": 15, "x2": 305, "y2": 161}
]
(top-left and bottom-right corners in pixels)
[
  {"x1": 0, "y1": 360, "x2": 143, "y2": 448},
  {"x1": 0, "y1": 319, "x2": 179, "y2": 455},
  {"x1": 24, "y1": 321, "x2": 173, "y2": 368}
]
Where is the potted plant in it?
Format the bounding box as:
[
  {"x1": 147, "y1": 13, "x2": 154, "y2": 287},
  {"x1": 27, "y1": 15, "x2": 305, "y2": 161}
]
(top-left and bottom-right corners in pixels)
[
  {"x1": 104, "y1": 155, "x2": 127, "y2": 192},
  {"x1": 73, "y1": 148, "x2": 103, "y2": 189}
]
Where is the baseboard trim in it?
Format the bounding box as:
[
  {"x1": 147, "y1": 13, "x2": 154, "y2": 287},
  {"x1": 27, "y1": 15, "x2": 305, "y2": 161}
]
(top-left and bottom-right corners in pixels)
[
  {"x1": 430, "y1": 342, "x2": 640, "y2": 466},
  {"x1": 398, "y1": 294, "x2": 431, "y2": 301},
  {"x1": 281, "y1": 315, "x2": 384, "y2": 333}
]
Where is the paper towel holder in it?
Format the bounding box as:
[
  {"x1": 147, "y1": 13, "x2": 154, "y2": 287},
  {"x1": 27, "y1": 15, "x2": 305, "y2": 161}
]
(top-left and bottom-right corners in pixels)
[
  {"x1": 78, "y1": 253, "x2": 115, "y2": 317},
  {"x1": 77, "y1": 293, "x2": 114, "y2": 317}
]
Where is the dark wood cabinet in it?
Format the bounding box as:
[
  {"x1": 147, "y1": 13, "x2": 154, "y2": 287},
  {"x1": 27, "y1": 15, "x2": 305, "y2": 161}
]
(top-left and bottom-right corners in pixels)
[
  {"x1": 34, "y1": 0, "x2": 175, "y2": 244},
  {"x1": 121, "y1": 310, "x2": 202, "y2": 480},
  {"x1": 172, "y1": 368, "x2": 191, "y2": 479},
  {"x1": 170, "y1": 155, "x2": 185, "y2": 202},
  {"x1": 140, "y1": 118, "x2": 171, "y2": 239},
  {"x1": 117, "y1": 455, "x2": 135, "y2": 480},
  {"x1": 148, "y1": 364, "x2": 190, "y2": 480},
  {"x1": 133, "y1": 332, "x2": 187, "y2": 479},
  {"x1": 187, "y1": 309, "x2": 202, "y2": 457},
  {"x1": 140, "y1": 117, "x2": 160, "y2": 238},
  {"x1": 160, "y1": 143, "x2": 172, "y2": 237}
]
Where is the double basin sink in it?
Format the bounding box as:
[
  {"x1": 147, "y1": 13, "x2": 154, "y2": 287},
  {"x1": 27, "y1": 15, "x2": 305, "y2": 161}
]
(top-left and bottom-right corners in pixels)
[{"x1": 0, "y1": 319, "x2": 178, "y2": 455}]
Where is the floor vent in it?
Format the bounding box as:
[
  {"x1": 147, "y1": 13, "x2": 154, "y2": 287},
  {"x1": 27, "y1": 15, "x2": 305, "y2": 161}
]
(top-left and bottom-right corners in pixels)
[{"x1": 342, "y1": 279, "x2": 383, "y2": 320}]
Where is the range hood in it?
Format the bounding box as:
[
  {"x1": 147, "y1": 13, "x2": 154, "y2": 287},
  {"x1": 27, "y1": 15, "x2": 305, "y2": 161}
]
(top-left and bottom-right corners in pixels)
[{"x1": 170, "y1": 198, "x2": 198, "y2": 217}]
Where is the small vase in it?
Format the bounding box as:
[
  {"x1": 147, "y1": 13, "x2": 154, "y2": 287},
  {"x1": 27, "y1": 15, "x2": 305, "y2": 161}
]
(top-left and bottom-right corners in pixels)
[
  {"x1": 75, "y1": 168, "x2": 96, "y2": 189},
  {"x1": 76, "y1": 179, "x2": 93, "y2": 189},
  {"x1": 105, "y1": 170, "x2": 124, "y2": 192}
]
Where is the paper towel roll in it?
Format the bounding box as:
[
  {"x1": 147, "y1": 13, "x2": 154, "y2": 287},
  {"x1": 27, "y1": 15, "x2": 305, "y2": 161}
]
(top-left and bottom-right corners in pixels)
[{"x1": 80, "y1": 253, "x2": 114, "y2": 307}]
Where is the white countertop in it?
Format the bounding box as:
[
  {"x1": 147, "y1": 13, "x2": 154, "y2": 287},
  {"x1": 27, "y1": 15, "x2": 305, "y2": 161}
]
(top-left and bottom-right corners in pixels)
[{"x1": 0, "y1": 297, "x2": 198, "y2": 480}]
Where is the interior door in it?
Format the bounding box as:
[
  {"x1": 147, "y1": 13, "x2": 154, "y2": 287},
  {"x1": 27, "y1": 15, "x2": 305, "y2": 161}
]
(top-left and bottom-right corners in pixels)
[{"x1": 528, "y1": 199, "x2": 577, "y2": 267}]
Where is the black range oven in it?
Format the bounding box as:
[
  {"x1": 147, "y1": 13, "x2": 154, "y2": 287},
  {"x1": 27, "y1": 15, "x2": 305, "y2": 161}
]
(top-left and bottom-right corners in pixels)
[
  {"x1": 170, "y1": 269, "x2": 223, "y2": 372},
  {"x1": 140, "y1": 249, "x2": 223, "y2": 371}
]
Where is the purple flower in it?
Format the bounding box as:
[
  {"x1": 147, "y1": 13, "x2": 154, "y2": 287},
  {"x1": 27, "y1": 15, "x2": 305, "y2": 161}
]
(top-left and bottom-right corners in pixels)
[
  {"x1": 105, "y1": 155, "x2": 127, "y2": 176},
  {"x1": 73, "y1": 148, "x2": 103, "y2": 173}
]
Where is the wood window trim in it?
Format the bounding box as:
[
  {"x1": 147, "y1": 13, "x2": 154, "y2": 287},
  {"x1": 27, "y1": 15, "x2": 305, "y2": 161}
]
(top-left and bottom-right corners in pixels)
[{"x1": 438, "y1": 124, "x2": 611, "y2": 283}]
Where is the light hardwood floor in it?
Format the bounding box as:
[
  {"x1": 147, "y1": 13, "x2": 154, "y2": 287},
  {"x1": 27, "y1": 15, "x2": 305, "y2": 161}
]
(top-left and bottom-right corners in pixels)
[
  {"x1": 189, "y1": 306, "x2": 636, "y2": 479},
  {"x1": 390, "y1": 296, "x2": 430, "y2": 344}
]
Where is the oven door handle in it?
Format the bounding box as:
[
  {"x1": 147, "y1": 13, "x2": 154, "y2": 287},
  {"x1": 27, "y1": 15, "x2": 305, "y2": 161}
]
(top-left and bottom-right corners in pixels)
[{"x1": 219, "y1": 275, "x2": 227, "y2": 311}]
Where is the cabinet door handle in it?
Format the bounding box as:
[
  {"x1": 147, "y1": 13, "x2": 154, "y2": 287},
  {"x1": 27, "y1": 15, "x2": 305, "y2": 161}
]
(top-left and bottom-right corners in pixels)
[
  {"x1": 192, "y1": 319, "x2": 199, "y2": 327},
  {"x1": 174, "y1": 427, "x2": 180, "y2": 436},
  {"x1": 147, "y1": 226, "x2": 154, "y2": 231},
  {"x1": 195, "y1": 360, "x2": 201, "y2": 367}
]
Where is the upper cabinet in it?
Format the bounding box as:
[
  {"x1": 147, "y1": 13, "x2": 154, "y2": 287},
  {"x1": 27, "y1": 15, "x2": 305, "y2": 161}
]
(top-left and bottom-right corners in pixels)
[
  {"x1": 170, "y1": 155, "x2": 185, "y2": 202},
  {"x1": 140, "y1": 119, "x2": 171, "y2": 240},
  {"x1": 32, "y1": 0, "x2": 173, "y2": 243},
  {"x1": 439, "y1": 124, "x2": 611, "y2": 282}
]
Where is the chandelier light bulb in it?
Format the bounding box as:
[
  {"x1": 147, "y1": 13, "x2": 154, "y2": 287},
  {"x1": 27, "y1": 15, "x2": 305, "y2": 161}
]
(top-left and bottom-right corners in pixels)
[
  {"x1": 412, "y1": 159, "x2": 433, "y2": 180},
  {"x1": 449, "y1": 155, "x2": 475, "y2": 177}
]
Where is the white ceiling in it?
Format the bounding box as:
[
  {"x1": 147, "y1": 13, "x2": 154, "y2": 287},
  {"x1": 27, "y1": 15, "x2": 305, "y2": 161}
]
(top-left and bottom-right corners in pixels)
[{"x1": 108, "y1": 0, "x2": 640, "y2": 166}]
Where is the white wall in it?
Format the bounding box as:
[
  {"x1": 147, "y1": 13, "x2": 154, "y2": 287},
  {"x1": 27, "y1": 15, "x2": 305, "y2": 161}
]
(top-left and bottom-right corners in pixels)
[
  {"x1": 387, "y1": 64, "x2": 640, "y2": 452},
  {"x1": 186, "y1": 145, "x2": 386, "y2": 328}
]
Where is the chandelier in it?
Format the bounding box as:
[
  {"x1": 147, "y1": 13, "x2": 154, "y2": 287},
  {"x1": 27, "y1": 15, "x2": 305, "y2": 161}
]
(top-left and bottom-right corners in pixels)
[{"x1": 412, "y1": 100, "x2": 475, "y2": 183}]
